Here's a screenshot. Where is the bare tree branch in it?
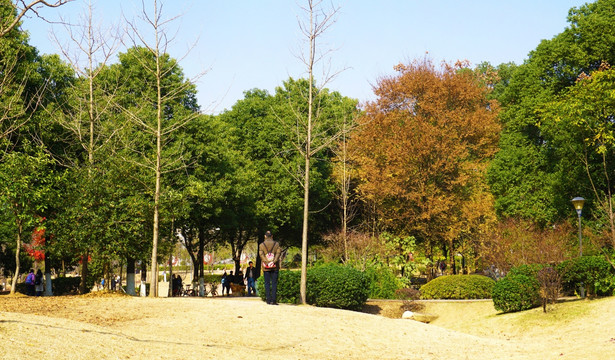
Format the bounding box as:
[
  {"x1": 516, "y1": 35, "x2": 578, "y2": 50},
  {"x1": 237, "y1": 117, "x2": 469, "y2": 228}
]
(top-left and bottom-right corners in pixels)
[{"x1": 1, "y1": 0, "x2": 73, "y2": 37}]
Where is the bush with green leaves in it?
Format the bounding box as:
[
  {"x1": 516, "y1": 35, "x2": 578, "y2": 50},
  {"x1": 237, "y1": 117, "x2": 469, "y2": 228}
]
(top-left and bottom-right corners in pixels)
[
  {"x1": 15, "y1": 276, "x2": 81, "y2": 295},
  {"x1": 53, "y1": 276, "x2": 82, "y2": 295},
  {"x1": 420, "y1": 275, "x2": 495, "y2": 300},
  {"x1": 492, "y1": 273, "x2": 540, "y2": 313},
  {"x1": 363, "y1": 265, "x2": 402, "y2": 299},
  {"x1": 256, "y1": 270, "x2": 301, "y2": 304},
  {"x1": 557, "y1": 256, "x2": 614, "y2": 296},
  {"x1": 508, "y1": 264, "x2": 546, "y2": 277},
  {"x1": 306, "y1": 263, "x2": 369, "y2": 310}
]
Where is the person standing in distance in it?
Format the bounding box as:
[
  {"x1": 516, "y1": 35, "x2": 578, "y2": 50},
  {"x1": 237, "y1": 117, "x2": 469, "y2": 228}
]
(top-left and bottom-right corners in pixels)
[
  {"x1": 259, "y1": 230, "x2": 281, "y2": 304},
  {"x1": 244, "y1": 261, "x2": 257, "y2": 296}
]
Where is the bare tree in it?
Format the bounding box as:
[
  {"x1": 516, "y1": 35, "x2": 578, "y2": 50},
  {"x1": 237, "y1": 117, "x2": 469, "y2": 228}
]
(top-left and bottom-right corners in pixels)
[
  {"x1": 122, "y1": 0, "x2": 203, "y2": 297},
  {"x1": 293, "y1": 0, "x2": 343, "y2": 304},
  {"x1": 332, "y1": 115, "x2": 359, "y2": 261},
  {"x1": 1, "y1": 0, "x2": 73, "y2": 37},
  {"x1": 47, "y1": 0, "x2": 120, "y2": 294}
]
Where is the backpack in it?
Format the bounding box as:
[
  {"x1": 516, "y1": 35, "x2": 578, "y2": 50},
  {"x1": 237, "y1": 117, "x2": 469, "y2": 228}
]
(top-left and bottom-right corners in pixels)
[
  {"x1": 35, "y1": 274, "x2": 42, "y2": 286},
  {"x1": 262, "y1": 243, "x2": 276, "y2": 269}
]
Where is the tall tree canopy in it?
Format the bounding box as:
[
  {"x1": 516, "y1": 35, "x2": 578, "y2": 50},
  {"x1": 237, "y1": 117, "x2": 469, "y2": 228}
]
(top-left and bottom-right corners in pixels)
[
  {"x1": 488, "y1": 0, "x2": 615, "y2": 227},
  {"x1": 350, "y1": 59, "x2": 500, "y2": 263}
]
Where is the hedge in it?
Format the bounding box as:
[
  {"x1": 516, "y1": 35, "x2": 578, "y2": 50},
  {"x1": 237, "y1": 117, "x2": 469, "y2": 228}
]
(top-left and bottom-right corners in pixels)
[{"x1": 420, "y1": 275, "x2": 495, "y2": 300}]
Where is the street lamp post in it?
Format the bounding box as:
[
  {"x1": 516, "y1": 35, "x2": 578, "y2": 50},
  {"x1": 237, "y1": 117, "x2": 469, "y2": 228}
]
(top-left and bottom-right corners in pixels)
[{"x1": 571, "y1": 196, "x2": 585, "y2": 298}]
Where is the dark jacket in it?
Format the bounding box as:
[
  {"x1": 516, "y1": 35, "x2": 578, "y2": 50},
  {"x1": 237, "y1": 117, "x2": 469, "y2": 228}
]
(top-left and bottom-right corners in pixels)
[{"x1": 244, "y1": 266, "x2": 257, "y2": 280}]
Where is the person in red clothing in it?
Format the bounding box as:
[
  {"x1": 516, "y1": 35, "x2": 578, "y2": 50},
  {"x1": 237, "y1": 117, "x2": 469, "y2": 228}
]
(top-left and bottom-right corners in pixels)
[{"x1": 259, "y1": 230, "x2": 281, "y2": 305}]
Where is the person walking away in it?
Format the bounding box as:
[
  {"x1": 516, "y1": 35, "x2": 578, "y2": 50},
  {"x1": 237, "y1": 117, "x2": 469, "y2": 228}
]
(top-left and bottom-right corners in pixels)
[
  {"x1": 176, "y1": 275, "x2": 183, "y2": 296},
  {"x1": 225, "y1": 271, "x2": 234, "y2": 296},
  {"x1": 244, "y1": 261, "x2": 257, "y2": 296},
  {"x1": 34, "y1": 269, "x2": 44, "y2": 296},
  {"x1": 259, "y1": 230, "x2": 281, "y2": 305},
  {"x1": 25, "y1": 269, "x2": 35, "y2": 296},
  {"x1": 221, "y1": 271, "x2": 229, "y2": 296}
]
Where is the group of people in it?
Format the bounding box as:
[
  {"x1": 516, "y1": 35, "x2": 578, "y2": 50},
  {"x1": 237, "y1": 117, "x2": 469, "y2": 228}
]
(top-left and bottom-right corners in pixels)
[
  {"x1": 221, "y1": 261, "x2": 258, "y2": 296},
  {"x1": 24, "y1": 269, "x2": 44, "y2": 296},
  {"x1": 172, "y1": 274, "x2": 183, "y2": 296},
  {"x1": 167, "y1": 230, "x2": 281, "y2": 304}
]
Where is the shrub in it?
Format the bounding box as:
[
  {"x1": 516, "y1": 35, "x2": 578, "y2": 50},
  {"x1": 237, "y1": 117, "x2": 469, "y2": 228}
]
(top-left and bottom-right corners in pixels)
[
  {"x1": 256, "y1": 270, "x2": 301, "y2": 304},
  {"x1": 363, "y1": 265, "x2": 402, "y2": 299},
  {"x1": 420, "y1": 275, "x2": 495, "y2": 300},
  {"x1": 492, "y1": 274, "x2": 540, "y2": 313},
  {"x1": 508, "y1": 264, "x2": 546, "y2": 277},
  {"x1": 15, "y1": 276, "x2": 81, "y2": 295},
  {"x1": 395, "y1": 287, "x2": 421, "y2": 300},
  {"x1": 306, "y1": 263, "x2": 369, "y2": 310},
  {"x1": 557, "y1": 256, "x2": 614, "y2": 296},
  {"x1": 53, "y1": 276, "x2": 82, "y2": 295},
  {"x1": 536, "y1": 266, "x2": 561, "y2": 312}
]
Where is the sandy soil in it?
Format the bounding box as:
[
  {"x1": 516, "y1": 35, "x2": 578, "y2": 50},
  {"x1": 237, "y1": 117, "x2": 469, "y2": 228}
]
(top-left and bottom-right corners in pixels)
[{"x1": 1, "y1": 293, "x2": 614, "y2": 359}]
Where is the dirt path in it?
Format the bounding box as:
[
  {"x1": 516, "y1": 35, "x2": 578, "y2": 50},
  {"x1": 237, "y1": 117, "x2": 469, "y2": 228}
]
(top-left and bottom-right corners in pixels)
[{"x1": 1, "y1": 295, "x2": 613, "y2": 359}]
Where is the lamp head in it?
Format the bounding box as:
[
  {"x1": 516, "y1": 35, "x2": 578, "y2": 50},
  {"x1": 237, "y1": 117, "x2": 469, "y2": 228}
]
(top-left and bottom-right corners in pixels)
[{"x1": 572, "y1": 197, "x2": 585, "y2": 216}]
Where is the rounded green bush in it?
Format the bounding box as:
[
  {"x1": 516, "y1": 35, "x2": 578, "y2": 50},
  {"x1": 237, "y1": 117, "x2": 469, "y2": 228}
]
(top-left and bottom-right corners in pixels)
[
  {"x1": 557, "y1": 255, "x2": 614, "y2": 296},
  {"x1": 306, "y1": 263, "x2": 369, "y2": 310},
  {"x1": 508, "y1": 264, "x2": 546, "y2": 277},
  {"x1": 492, "y1": 274, "x2": 540, "y2": 313},
  {"x1": 420, "y1": 275, "x2": 495, "y2": 300},
  {"x1": 363, "y1": 265, "x2": 402, "y2": 299},
  {"x1": 256, "y1": 270, "x2": 301, "y2": 304}
]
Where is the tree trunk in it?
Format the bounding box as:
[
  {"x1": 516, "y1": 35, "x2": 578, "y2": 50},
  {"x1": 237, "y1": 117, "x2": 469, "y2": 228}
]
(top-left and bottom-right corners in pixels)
[
  {"x1": 141, "y1": 261, "x2": 148, "y2": 297},
  {"x1": 79, "y1": 252, "x2": 89, "y2": 294},
  {"x1": 255, "y1": 229, "x2": 264, "y2": 280},
  {"x1": 44, "y1": 250, "x2": 52, "y2": 296},
  {"x1": 197, "y1": 226, "x2": 205, "y2": 296},
  {"x1": 126, "y1": 258, "x2": 136, "y2": 295},
  {"x1": 168, "y1": 254, "x2": 174, "y2": 297},
  {"x1": 300, "y1": 153, "x2": 310, "y2": 304},
  {"x1": 10, "y1": 220, "x2": 22, "y2": 295}
]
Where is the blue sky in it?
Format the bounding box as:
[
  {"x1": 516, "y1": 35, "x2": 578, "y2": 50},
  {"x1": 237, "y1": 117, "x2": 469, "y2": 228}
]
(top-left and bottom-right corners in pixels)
[{"x1": 22, "y1": 0, "x2": 589, "y2": 114}]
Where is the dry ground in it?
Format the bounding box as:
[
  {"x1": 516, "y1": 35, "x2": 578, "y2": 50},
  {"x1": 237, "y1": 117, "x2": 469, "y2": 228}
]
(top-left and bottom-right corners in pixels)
[{"x1": 1, "y1": 293, "x2": 614, "y2": 359}]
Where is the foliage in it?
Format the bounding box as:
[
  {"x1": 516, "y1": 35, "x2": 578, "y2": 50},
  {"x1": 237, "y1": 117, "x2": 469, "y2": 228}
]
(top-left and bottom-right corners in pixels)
[
  {"x1": 480, "y1": 219, "x2": 575, "y2": 273},
  {"x1": 487, "y1": 0, "x2": 615, "y2": 226},
  {"x1": 363, "y1": 264, "x2": 402, "y2": 299},
  {"x1": 349, "y1": 58, "x2": 500, "y2": 263},
  {"x1": 492, "y1": 274, "x2": 540, "y2": 313},
  {"x1": 321, "y1": 231, "x2": 387, "y2": 270},
  {"x1": 256, "y1": 270, "x2": 301, "y2": 304},
  {"x1": 557, "y1": 255, "x2": 614, "y2": 296},
  {"x1": 306, "y1": 263, "x2": 369, "y2": 310},
  {"x1": 0, "y1": 149, "x2": 57, "y2": 293},
  {"x1": 420, "y1": 275, "x2": 495, "y2": 300},
  {"x1": 508, "y1": 263, "x2": 547, "y2": 277},
  {"x1": 543, "y1": 65, "x2": 615, "y2": 246},
  {"x1": 536, "y1": 266, "x2": 561, "y2": 312},
  {"x1": 395, "y1": 287, "x2": 421, "y2": 300},
  {"x1": 52, "y1": 276, "x2": 82, "y2": 295},
  {"x1": 380, "y1": 233, "x2": 416, "y2": 277},
  {"x1": 14, "y1": 276, "x2": 81, "y2": 295}
]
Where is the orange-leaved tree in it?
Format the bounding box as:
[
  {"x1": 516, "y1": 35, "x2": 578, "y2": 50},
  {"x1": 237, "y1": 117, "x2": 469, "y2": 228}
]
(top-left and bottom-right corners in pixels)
[{"x1": 349, "y1": 59, "x2": 500, "y2": 270}]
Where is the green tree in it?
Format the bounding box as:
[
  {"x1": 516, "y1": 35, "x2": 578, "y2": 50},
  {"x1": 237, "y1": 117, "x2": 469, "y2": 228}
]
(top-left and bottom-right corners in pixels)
[
  {"x1": 0, "y1": 149, "x2": 55, "y2": 294},
  {"x1": 0, "y1": 0, "x2": 40, "y2": 145},
  {"x1": 488, "y1": 0, "x2": 615, "y2": 226},
  {"x1": 543, "y1": 65, "x2": 615, "y2": 247}
]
